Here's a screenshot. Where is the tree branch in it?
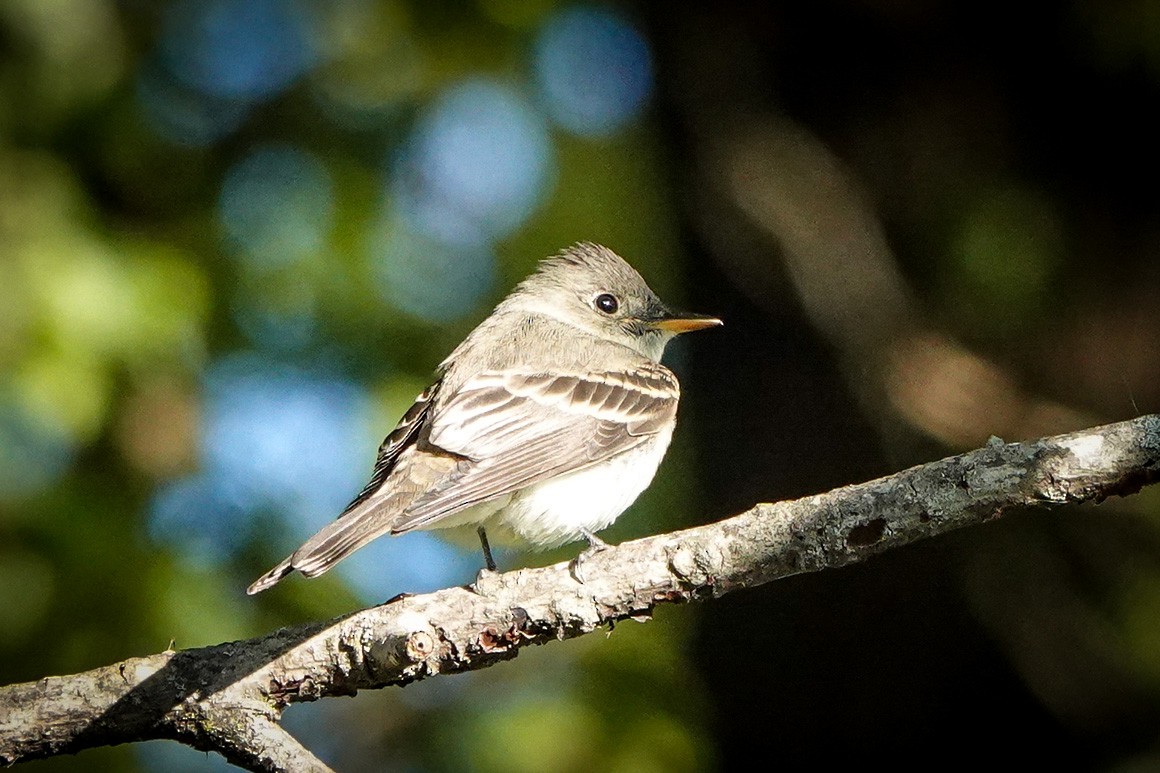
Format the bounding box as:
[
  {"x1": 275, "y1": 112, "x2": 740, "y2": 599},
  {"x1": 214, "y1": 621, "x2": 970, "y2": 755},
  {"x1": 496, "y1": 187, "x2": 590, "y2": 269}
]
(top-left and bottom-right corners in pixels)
[{"x1": 3, "y1": 415, "x2": 1158, "y2": 770}]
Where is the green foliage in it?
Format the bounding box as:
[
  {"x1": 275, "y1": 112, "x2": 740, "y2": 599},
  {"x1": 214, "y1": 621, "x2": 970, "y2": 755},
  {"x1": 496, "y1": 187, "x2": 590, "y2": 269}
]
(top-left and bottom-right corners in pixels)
[{"x1": 0, "y1": 2, "x2": 709, "y2": 770}]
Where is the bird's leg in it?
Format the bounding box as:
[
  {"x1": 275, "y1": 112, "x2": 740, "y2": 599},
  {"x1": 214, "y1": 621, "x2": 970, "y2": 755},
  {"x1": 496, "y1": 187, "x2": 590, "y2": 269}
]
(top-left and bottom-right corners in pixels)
[
  {"x1": 471, "y1": 526, "x2": 502, "y2": 596},
  {"x1": 477, "y1": 526, "x2": 498, "y2": 572},
  {"x1": 581, "y1": 528, "x2": 609, "y2": 551},
  {"x1": 570, "y1": 528, "x2": 610, "y2": 583}
]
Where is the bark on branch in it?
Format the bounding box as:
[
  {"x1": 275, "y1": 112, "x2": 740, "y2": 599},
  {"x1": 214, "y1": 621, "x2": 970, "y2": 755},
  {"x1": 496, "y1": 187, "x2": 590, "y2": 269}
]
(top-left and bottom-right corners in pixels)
[{"x1": 2, "y1": 415, "x2": 1159, "y2": 771}]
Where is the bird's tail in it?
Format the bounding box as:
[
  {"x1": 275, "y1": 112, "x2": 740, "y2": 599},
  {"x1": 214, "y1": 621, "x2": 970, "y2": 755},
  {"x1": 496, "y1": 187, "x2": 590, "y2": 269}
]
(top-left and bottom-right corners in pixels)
[
  {"x1": 245, "y1": 449, "x2": 463, "y2": 594},
  {"x1": 245, "y1": 497, "x2": 398, "y2": 595},
  {"x1": 246, "y1": 556, "x2": 294, "y2": 595}
]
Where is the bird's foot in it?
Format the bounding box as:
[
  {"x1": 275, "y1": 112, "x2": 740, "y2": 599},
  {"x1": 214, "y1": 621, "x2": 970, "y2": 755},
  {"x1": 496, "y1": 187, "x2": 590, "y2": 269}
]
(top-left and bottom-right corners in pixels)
[
  {"x1": 569, "y1": 529, "x2": 611, "y2": 584},
  {"x1": 472, "y1": 566, "x2": 502, "y2": 596}
]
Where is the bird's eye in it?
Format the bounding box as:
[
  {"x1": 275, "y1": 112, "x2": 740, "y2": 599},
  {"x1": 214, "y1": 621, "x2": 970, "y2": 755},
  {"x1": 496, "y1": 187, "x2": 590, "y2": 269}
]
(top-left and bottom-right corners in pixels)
[{"x1": 594, "y1": 293, "x2": 619, "y2": 315}]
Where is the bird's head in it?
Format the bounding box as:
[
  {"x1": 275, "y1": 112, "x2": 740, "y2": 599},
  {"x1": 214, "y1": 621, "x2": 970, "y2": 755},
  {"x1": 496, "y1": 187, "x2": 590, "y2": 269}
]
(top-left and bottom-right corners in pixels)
[{"x1": 502, "y1": 242, "x2": 721, "y2": 361}]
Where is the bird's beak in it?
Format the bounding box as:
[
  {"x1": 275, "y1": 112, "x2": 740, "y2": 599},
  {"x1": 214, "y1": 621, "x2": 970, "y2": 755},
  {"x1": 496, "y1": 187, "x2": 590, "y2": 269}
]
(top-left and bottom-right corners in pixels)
[{"x1": 648, "y1": 310, "x2": 723, "y2": 333}]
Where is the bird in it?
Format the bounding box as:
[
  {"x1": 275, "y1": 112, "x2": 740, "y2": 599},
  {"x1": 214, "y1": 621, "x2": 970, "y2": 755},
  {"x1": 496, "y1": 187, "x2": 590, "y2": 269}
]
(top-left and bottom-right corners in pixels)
[{"x1": 246, "y1": 242, "x2": 721, "y2": 594}]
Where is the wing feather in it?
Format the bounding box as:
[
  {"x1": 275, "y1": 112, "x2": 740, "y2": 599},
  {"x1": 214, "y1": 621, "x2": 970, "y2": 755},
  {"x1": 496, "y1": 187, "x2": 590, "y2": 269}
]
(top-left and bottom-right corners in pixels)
[
  {"x1": 391, "y1": 365, "x2": 679, "y2": 533},
  {"x1": 340, "y1": 381, "x2": 440, "y2": 513}
]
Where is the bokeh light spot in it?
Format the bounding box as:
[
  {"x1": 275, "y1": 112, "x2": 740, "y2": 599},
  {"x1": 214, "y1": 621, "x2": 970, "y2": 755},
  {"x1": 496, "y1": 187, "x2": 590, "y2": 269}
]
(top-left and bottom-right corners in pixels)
[
  {"x1": 0, "y1": 400, "x2": 73, "y2": 501},
  {"x1": 533, "y1": 7, "x2": 653, "y2": 137},
  {"x1": 116, "y1": 379, "x2": 199, "y2": 479},
  {"x1": 148, "y1": 354, "x2": 371, "y2": 563},
  {"x1": 201, "y1": 356, "x2": 368, "y2": 530},
  {"x1": 370, "y1": 219, "x2": 496, "y2": 323},
  {"x1": 393, "y1": 78, "x2": 554, "y2": 245},
  {"x1": 308, "y1": 0, "x2": 425, "y2": 125},
  {"x1": 13, "y1": 351, "x2": 111, "y2": 443},
  {"x1": 219, "y1": 144, "x2": 334, "y2": 270},
  {"x1": 149, "y1": 473, "x2": 255, "y2": 566},
  {"x1": 136, "y1": 65, "x2": 250, "y2": 146},
  {"x1": 159, "y1": 0, "x2": 315, "y2": 101},
  {"x1": 40, "y1": 246, "x2": 132, "y2": 357},
  {"x1": 230, "y1": 283, "x2": 318, "y2": 352}
]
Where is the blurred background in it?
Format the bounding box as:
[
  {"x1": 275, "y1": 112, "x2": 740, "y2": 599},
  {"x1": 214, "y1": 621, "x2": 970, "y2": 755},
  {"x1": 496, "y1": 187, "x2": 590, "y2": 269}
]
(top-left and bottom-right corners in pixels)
[{"x1": 2, "y1": 0, "x2": 1160, "y2": 770}]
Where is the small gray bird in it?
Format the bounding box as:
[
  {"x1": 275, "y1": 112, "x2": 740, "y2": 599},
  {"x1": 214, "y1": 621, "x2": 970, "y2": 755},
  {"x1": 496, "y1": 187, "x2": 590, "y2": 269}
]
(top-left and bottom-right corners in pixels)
[{"x1": 247, "y1": 243, "x2": 720, "y2": 594}]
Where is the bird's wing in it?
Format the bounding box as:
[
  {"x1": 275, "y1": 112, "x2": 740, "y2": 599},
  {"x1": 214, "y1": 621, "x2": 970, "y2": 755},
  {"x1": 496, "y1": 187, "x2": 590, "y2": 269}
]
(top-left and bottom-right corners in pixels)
[
  {"x1": 246, "y1": 365, "x2": 679, "y2": 594},
  {"x1": 389, "y1": 364, "x2": 679, "y2": 533},
  {"x1": 341, "y1": 380, "x2": 441, "y2": 514}
]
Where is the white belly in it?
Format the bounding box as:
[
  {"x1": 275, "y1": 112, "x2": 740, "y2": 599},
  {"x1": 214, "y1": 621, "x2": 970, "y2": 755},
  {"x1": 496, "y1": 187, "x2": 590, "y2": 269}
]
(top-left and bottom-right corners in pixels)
[{"x1": 497, "y1": 425, "x2": 674, "y2": 546}]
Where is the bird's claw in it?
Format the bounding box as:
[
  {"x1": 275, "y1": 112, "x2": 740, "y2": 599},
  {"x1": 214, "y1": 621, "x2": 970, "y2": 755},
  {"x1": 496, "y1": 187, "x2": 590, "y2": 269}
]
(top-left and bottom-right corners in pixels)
[
  {"x1": 569, "y1": 529, "x2": 610, "y2": 583},
  {"x1": 472, "y1": 566, "x2": 501, "y2": 596}
]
